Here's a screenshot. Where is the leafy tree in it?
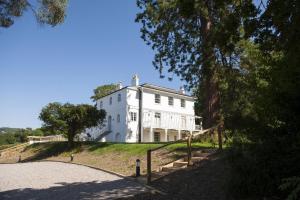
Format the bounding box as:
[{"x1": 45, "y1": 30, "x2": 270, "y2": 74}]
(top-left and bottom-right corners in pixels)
[
  {"x1": 91, "y1": 84, "x2": 118, "y2": 102},
  {"x1": 39, "y1": 102, "x2": 106, "y2": 146},
  {"x1": 0, "y1": 0, "x2": 68, "y2": 28},
  {"x1": 136, "y1": 0, "x2": 257, "y2": 148}
]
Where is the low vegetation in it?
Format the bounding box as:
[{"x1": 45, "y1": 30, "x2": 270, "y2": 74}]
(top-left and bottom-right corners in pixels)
[{"x1": 0, "y1": 141, "x2": 217, "y2": 176}]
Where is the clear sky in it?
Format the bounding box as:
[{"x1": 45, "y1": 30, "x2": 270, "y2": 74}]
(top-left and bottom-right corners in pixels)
[{"x1": 0, "y1": 1, "x2": 184, "y2": 129}]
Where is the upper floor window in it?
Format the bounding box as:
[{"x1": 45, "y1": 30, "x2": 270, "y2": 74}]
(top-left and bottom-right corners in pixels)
[
  {"x1": 181, "y1": 99, "x2": 185, "y2": 108},
  {"x1": 130, "y1": 112, "x2": 137, "y2": 121},
  {"x1": 109, "y1": 97, "x2": 112, "y2": 105},
  {"x1": 117, "y1": 114, "x2": 120, "y2": 123},
  {"x1": 154, "y1": 112, "x2": 161, "y2": 119},
  {"x1": 168, "y1": 97, "x2": 174, "y2": 106},
  {"x1": 118, "y1": 94, "x2": 121, "y2": 102},
  {"x1": 155, "y1": 94, "x2": 160, "y2": 104},
  {"x1": 100, "y1": 101, "x2": 103, "y2": 109}
]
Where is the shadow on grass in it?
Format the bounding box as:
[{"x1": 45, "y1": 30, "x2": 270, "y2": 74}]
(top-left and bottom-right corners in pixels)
[{"x1": 22, "y1": 142, "x2": 84, "y2": 162}]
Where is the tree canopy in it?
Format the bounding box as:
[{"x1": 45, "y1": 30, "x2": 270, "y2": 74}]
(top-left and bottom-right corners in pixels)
[
  {"x1": 136, "y1": 0, "x2": 300, "y2": 198},
  {"x1": 39, "y1": 102, "x2": 106, "y2": 146},
  {"x1": 91, "y1": 84, "x2": 118, "y2": 102},
  {"x1": 0, "y1": 0, "x2": 68, "y2": 28}
]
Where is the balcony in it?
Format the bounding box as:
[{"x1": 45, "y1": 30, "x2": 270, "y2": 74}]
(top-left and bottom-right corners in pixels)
[{"x1": 142, "y1": 109, "x2": 202, "y2": 131}]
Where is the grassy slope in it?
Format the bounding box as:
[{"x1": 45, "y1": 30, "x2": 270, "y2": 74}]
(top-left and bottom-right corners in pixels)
[{"x1": 1, "y1": 141, "x2": 217, "y2": 176}]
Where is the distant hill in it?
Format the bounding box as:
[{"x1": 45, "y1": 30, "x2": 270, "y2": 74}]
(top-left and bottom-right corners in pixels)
[{"x1": 0, "y1": 127, "x2": 23, "y2": 135}]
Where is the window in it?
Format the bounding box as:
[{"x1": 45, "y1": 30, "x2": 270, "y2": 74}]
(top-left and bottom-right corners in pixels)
[
  {"x1": 155, "y1": 94, "x2": 160, "y2": 104},
  {"x1": 130, "y1": 112, "x2": 137, "y2": 121},
  {"x1": 115, "y1": 132, "x2": 120, "y2": 142},
  {"x1": 181, "y1": 99, "x2": 185, "y2": 108},
  {"x1": 109, "y1": 97, "x2": 112, "y2": 105},
  {"x1": 168, "y1": 96, "x2": 174, "y2": 106},
  {"x1": 100, "y1": 101, "x2": 103, "y2": 109},
  {"x1": 174, "y1": 136, "x2": 177, "y2": 141},
  {"x1": 117, "y1": 114, "x2": 120, "y2": 123},
  {"x1": 154, "y1": 132, "x2": 160, "y2": 142},
  {"x1": 118, "y1": 94, "x2": 121, "y2": 102},
  {"x1": 154, "y1": 112, "x2": 161, "y2": 119}
]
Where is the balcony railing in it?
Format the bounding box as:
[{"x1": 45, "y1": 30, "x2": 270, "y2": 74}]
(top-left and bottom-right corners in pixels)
[{"x1": 142, "y1": 109, "x2": 202, "y2": 131}]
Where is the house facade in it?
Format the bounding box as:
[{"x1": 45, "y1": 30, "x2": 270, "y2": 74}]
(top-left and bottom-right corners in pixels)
[{"x1": 83, "y1": 75, "x2": 202, "y2": 143}]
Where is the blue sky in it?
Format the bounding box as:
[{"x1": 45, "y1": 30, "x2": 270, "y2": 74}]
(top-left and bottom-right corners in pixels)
[{"x1": 0, "y1": 1, "x2": 183, "y2": 128}]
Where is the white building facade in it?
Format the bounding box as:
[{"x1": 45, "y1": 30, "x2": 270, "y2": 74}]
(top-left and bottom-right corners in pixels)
[{"x1": 84, "y1": 75, "x2": 202, "y2": 143}]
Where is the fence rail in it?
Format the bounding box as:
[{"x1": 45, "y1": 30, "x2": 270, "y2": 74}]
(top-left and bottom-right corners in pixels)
[{"x1": 146, "y1": 127, "x2": 213, "y2": 184}]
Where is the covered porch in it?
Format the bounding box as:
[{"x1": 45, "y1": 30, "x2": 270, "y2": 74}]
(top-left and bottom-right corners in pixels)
[{"x1": 142, "y1": 128, "x2": 192, "y2": 142}]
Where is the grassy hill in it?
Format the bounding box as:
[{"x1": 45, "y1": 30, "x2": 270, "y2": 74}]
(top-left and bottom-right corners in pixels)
[{"x1": 0, "y1": 141, "x2": 215, "y2": 176}]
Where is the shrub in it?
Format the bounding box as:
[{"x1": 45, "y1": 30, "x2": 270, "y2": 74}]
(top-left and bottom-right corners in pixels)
[{"x1": 227, "y1": 133, "x2": 300, "y2": 199}]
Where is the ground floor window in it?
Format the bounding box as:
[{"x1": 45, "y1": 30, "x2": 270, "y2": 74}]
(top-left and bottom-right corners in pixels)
[{"x1": 154, "y1": 132, "x2": 160, "y2": 142}]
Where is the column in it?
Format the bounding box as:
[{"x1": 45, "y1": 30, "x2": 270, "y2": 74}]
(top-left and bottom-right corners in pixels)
[
  {"x1": 164, "y1": 129, "x2": 168, "y2": 142},
  {"x1": 150, "y1": 127, "x2": 153, "y2": 142},
  {"x1": 178, "y1": 130, "x2": 181, "y2": 140}
]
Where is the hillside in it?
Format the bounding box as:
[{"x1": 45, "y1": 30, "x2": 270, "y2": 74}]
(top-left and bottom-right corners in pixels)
[{"x1": 0, "y1": 141, "x2": 214, "y2": 176}]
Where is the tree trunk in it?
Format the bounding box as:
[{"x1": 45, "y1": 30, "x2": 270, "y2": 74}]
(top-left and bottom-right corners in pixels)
[
  {"x1": 187, "y1": 134, "x2": 192, "y2": 165},
  {"x1": 67, "y1": 132, "x2": 74, "y2": 148},
  {"x1": 199, "y1": 15, "x2": 223, "y2": 150}
]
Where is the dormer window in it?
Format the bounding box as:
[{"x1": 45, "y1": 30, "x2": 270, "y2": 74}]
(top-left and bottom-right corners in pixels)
[
  {"x1": 109, "y1": 97, "x2": 112, "y2": 105},
  {"x1": 155, "y1": 94, "x2": 160, "y2": 104},
  {"x1": 168, "y1": 97, "x2": 174, "y2": 106},
  {"x1": 181, "y1": 99, "x2": 185, "y2": 108}
]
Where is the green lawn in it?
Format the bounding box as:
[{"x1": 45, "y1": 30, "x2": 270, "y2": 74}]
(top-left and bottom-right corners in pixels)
[{"x1": 24, "y1": 141, "x2": 217, "y2": 158}]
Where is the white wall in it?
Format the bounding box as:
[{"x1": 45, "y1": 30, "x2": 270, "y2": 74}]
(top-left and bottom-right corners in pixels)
[
  {"x1": 126, "y1": 87, "x2": 140, "y2": 142},
  {"x1": 89, "y1": 88, "x2": 128, "y2": 142},
  {"x1": 142, "y1": 88, "x2": 194, "y2": 115}
]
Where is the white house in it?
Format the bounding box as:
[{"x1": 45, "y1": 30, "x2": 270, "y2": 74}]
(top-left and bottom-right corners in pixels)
[{"x1": 83, "y1": 75, "x2": 202, "y2": 143}]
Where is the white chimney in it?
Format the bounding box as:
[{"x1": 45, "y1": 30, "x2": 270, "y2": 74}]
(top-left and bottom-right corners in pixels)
[
  {"x1": 179, "y1": 86, "x2": 185, "y2": 94},
  {"x1": 116, "y1": 82, "x2": 123, "y2": 89},
  {"x1": 131, "y1": 74, "x2": 139, "y2": 86}
]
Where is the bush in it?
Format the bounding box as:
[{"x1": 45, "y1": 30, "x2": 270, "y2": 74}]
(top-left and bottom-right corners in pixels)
[{"x1": 227, "y1": 133, "x2": 300, "y2": 199}]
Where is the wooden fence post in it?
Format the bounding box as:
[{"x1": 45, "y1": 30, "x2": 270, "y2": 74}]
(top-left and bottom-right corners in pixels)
[{"x1": 147, "y1": 149, "x2": 151, "y2": 184}]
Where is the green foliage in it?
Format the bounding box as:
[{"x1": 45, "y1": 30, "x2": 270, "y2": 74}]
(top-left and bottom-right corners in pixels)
[
  {"x1": 227, "y1": 134, "x2": 300, "y2": 199},
  {"x1": 90, "y1": 84, "x2": 118, "y2": 102},
  {"x1": 136, "y1": 0, "x2": 300, "y2": 199},
  {"x1": 0, "y1": 0, "x2": 68, "y2": 28},
  {"x1": 0, "y1": 127, "x2": 45, "y2": 146},
  {"x1": 279, "y1": 177, "x2": 300, "y2": 200},
  {"x1": 39, "y1": 102, "x2": 106, "y2": 146}
]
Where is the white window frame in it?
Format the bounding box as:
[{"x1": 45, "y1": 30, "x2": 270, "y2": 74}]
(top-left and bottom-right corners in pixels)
[
  {"x1": 181, "y1": 99, "x2": 185, "y2": 108},
  {"x1": 130, "y1": 112, "x2": 137, "y2": 122},
  {"x1": 168, "y1": 96, "x2": 174, "y2": 106},
  {"x1": 155, "y1": 94, "x2": 161, "y2": 104},
  {"x1": 154, "y1": 112, "x2": 161, "y2": 119}
]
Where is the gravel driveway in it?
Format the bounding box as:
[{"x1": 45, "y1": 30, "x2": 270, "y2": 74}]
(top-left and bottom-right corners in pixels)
[{"x1": 0, "y1": 161, "x2": 147, "y2": 200}]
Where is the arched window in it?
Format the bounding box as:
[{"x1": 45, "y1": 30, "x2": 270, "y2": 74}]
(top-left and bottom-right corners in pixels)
[
  {"x1": 117, "y1": 114, "x2": 120, "y2": 123},
  {"x1": 115, "y1": 132, "x2": 121, "y2": 142},
  {"x1": 108, "y1": 115, "x2": 112, "y2": 131}
]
